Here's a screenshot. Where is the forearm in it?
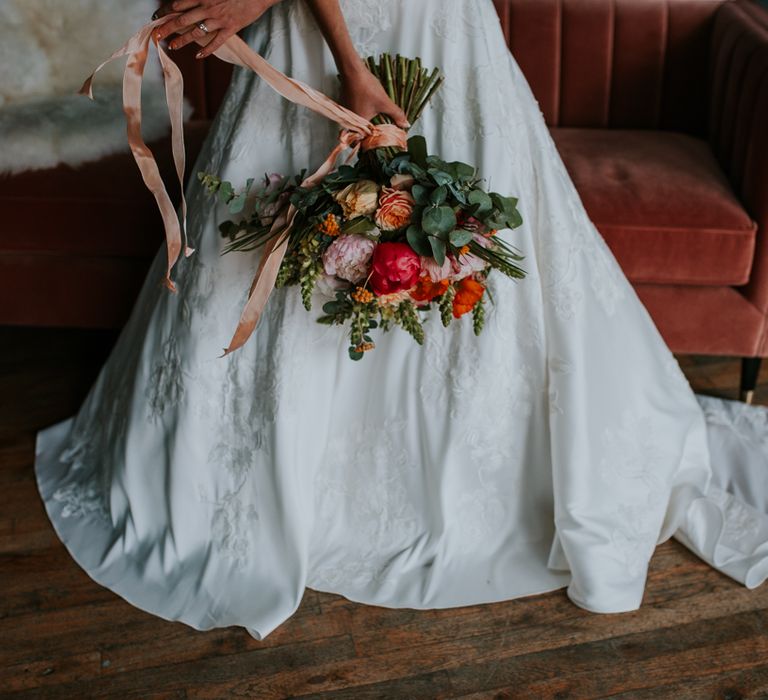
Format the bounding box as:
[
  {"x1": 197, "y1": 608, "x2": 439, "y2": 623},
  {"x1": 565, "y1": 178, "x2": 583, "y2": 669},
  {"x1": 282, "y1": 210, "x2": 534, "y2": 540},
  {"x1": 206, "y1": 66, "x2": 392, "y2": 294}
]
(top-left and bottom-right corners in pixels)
[{"x1": 304, "y1": 0, "x2": 366, "y2": 77}]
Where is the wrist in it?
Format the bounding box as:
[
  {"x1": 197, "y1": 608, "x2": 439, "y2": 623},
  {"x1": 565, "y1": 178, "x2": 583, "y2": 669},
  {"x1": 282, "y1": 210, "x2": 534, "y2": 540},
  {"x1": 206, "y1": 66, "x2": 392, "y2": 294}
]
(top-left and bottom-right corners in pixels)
[{"x1": 338, "y1": 55, "x2": 368, "y2": 80}]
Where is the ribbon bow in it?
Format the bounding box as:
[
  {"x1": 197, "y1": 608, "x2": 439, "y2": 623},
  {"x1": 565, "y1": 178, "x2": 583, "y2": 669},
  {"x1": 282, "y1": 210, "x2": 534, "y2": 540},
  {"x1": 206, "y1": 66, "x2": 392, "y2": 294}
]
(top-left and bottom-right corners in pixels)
[{"x1": 80, "y1": 14, "x2": 408, "y2": 355}]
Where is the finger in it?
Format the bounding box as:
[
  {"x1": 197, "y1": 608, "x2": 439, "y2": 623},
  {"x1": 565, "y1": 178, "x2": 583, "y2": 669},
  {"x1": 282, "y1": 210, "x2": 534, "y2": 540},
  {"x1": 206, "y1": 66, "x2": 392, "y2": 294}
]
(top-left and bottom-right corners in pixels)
[
  {"x1": 170, "y1": 22, "x2": 219, "y2": 50},
  {"x1": 152, "y1": 0, "x2": 198, "y2": 20},
  {"x1": 155, "y1": 9, "x2": 210, "y2": 41},
  {"x1": 195, "y1": 29, "x2": 230, "y2": 59},
  {"x1": 390, "y1": 106, "x2": 411, "y2": 130},
  {"x1": 378, "y1": 102, "x2": 410, "y2": 129}
]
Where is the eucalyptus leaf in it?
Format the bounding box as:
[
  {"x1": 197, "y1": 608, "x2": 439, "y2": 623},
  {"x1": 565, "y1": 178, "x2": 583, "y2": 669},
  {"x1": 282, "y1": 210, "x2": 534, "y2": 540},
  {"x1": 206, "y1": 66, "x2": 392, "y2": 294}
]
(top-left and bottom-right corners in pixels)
[
  {"x1": 389, "y1": 153, "x2": 411, "y2": 172},
  {"x1": 407, "y1": 135, "x2": 428, "y2": 168},
  {"x1": 323, "y1": 301, "x2": 346, "y2": 315},
  {"x1": 411, "y1": 184, "x2": 431, "y2": 206},
  {"x1": 428, "y1": 168, "x2": 453, "y2": 186},
  {"x1": 449, "y1": 229, "x2": 474, "y2": 246},
  {"x1": 430, "y1": 185, "x2": 448, "y2": 205},
  {"x1": 507, "y1": 207, "x2": 524, "y2": 229},
  {"x1": 452, "y1": 162, "x2": 476, "y2": 180},
  {"x1": 468, "y1": 189, "x2": 493, "y2": 216},
  {"x1": 342, "y1": 217, "x2": 377, "y2": 235},
  {"x1": 218, "y1": 181, "x2": 234, "y2": 204},
  {"x1": 422, "y1": 206, "x2": 456, "y2": 236},
  {"x1": 406, "y1": 163, "x2": 427, "y2": 179},
  {"x1": 449, "y1": 184, "x2": 468, "y2": 206},
  {"x1": 490, "y1": 193, "x2": 519, "y2": 218},
  {"x1": 429, "y1": 236, "x2": 447, "y2": 265},
  {"x1": 407, "y1": 225, "x2": 433, "y2": 256},
  {"x1": 228, "y1": 193, "x2": 247, "y2": 214}
]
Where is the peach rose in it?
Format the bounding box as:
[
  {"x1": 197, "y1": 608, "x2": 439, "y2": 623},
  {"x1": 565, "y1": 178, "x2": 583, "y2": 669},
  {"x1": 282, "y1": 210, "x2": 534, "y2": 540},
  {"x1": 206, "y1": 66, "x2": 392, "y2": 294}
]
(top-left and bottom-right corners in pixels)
[
  {"x1": 334, "y1": 180, "x2": 379, "y2": 219},
  {"x1": 375, "y1": 186, "x2": 415, "y2": 231}
]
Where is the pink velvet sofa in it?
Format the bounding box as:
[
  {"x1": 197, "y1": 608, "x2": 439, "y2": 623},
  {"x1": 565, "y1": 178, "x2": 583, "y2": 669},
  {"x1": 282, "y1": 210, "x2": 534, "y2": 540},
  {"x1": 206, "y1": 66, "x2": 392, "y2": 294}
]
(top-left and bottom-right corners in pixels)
[
  {"x1": 1, "y1": 0, "x2": 767, "y2": 398},
  {"x1": 494, "y1": 0, "x2": 768, "y2": 400}
]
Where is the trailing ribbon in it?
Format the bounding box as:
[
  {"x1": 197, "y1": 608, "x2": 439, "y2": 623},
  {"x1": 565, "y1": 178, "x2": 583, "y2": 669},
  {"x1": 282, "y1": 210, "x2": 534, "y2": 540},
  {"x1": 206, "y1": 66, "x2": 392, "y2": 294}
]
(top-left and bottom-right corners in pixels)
[{"x1": 80, "y1": 14, "x2": 408, "y2": 355}]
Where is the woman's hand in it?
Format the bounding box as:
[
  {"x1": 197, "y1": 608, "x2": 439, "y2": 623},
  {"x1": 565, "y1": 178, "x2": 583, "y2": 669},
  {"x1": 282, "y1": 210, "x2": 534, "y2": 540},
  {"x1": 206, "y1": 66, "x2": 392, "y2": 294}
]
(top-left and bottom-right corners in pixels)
[
  {"x1": 153, "y1": 0, "x2": 278, "y2": 58},
  {"x1": 339, "y1": 64, "x2": 410, "y2": 129}
]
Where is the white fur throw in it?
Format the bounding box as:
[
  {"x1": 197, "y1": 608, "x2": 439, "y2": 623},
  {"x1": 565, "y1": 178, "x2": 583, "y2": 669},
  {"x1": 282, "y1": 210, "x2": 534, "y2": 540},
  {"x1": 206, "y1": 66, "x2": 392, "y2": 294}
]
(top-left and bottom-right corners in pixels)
[{"x1": 0, "y1": 0, "x2": 190, "y2": 174}]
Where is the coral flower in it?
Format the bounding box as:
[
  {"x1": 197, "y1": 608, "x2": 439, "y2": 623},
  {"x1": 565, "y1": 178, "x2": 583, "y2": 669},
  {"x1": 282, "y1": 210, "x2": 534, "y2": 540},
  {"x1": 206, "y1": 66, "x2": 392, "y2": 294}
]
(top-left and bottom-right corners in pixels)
[
  {"x1": 452, "y1": 278, "x2": 485, "y2": 318},
  {"x1": 410, "y1": 275, "x2": 450, "y2": 303}
]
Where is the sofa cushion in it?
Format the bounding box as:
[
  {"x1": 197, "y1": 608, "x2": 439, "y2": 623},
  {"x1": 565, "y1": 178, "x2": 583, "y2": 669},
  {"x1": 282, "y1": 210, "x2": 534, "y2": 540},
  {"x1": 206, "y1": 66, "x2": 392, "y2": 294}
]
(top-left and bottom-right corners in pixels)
[
  {"x1": 551, "y1": 127, "x2": 757, "y2": 286},
  {"x1": 0, "y1": 120, "x2": 211, "y2": 259}
]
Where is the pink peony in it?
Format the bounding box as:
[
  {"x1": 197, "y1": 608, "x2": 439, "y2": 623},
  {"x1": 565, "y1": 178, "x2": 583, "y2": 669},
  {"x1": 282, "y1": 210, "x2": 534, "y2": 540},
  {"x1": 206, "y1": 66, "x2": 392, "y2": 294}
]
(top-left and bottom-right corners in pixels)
[
  {"x1": 420, "y1": 255, "x2": 452, "y2": 283},
  {"x1": 258, "y1": 173, "x2": 287, "y2": 220},
  {"x1": 322, "y1": 234, "x2": 376, "y2": 283},
  {"x1": 369, "y1": 242, "x2": 421, "y2": 296},
  {"x1": 449, "y1": 232, "x2": 491, "y2": 280}
]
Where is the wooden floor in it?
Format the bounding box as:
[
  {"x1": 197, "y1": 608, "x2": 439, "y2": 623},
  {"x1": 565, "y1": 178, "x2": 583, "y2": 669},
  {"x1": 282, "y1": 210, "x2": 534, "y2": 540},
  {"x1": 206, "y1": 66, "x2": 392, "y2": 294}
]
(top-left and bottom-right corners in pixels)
[{"x1": 2, "y1": 326, "x2": 768, "y2": 699}]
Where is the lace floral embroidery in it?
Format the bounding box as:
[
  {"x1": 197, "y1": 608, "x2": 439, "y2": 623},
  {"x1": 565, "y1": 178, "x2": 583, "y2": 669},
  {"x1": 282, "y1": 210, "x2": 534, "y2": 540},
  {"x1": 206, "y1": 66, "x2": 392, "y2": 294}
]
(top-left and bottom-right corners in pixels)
[
  {"x1": 308, "y1": 417, "x2": 420, "y2": 590},
  {"x1": 145, "y1": 336, "x2": 187, "y2": 422},
  {"x1": 698, "y1": 394, "x2": 768, "y2": 453},
  {"x1": 196, "y1": 482, "x2": 260, "y2": 570},
  {"x1": 52, "y1": 482, "x2": 110, "y2": 522},
  {"x1": 599, "y1": 409, "x2": 674, "y2": 574}
]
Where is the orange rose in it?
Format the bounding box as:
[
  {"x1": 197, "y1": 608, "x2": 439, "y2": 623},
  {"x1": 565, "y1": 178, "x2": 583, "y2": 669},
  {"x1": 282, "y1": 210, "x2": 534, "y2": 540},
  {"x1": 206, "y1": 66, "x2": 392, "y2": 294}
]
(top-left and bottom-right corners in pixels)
[
  {"x1": 374, "y1": 186, "x2": 415, "y2": 231},
  {"x1": 452, "y1": 278, "x2": 485, "y2": 318},
  {"x1": 410, "y1": 275, "x2": 450, "y2": 303}
]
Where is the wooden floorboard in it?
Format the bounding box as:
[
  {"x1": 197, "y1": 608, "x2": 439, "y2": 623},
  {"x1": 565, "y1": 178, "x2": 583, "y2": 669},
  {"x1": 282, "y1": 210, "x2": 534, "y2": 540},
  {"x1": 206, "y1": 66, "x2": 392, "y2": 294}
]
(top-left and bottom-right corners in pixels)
[{"x1": 1, "y1": 326, "x2": 767, "y2": 699}]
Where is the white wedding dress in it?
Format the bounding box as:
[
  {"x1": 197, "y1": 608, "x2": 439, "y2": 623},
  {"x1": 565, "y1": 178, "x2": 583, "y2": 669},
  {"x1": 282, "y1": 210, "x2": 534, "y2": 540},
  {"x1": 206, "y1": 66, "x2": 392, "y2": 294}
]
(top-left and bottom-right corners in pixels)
[{"x1": 34, "y1": 0, "x2": 768, "y2": 640}]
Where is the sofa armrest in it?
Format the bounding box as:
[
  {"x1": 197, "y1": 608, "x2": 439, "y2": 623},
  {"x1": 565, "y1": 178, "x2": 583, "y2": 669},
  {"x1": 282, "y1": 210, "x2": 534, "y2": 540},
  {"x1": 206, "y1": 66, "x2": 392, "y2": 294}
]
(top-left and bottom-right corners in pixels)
[{"x1": 709, "y1": 1, "x2": 768, "y2": 324}]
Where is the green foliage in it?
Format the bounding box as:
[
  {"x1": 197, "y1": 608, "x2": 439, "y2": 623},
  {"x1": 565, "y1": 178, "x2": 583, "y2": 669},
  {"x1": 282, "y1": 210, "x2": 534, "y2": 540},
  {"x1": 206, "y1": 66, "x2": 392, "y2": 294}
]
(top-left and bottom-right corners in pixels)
[
  {"x1": 406, "y1": 225, "x2": 433, "y2": 256},
  {"x1": 341, "y1": 217, "x2": 378, "y2": 236},
  {"x1": 449, "y1": 229, "x2": 474, "y2": 247},
  {"x1": 472, "y1": 297, "x2": 485, "y2": 336},
  {"x1": 394, "y1": 300, "x2": 425, "y2": 345},
  {"x1": 422, "y1": 206, "x2": 456, "y2": 236},
  {"x1": 439, "y1": 284, "x2": 456, "y2": 327}
]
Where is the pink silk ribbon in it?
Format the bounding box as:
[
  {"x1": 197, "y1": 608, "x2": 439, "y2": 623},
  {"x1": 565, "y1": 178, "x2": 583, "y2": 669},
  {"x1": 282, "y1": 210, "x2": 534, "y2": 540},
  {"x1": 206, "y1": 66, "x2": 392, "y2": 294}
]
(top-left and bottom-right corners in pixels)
[{"x1": 80, "y1": 14, "x2": 408, "y2": 355}]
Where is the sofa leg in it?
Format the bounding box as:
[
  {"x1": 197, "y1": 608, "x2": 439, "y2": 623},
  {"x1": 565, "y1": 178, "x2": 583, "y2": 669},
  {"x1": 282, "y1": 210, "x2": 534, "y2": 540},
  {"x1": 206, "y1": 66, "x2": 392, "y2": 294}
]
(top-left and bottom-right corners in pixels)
[{"x1": 740, "y1": 357, "x2": 762, "y2": 404}]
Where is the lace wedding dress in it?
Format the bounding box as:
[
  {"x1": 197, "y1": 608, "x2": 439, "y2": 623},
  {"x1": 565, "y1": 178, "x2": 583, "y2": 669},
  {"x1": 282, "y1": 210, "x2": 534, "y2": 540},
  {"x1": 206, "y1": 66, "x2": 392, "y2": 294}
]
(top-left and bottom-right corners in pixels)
[{"x1": 34, "y1": 0, "x2": 768, "y2": 640}]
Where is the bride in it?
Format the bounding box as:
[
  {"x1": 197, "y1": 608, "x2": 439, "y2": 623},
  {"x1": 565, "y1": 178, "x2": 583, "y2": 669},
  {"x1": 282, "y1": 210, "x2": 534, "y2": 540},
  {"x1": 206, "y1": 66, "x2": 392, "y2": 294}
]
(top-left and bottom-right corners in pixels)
[{"x1": 34, "y1": 0, "x2": 768, "y2": 640}]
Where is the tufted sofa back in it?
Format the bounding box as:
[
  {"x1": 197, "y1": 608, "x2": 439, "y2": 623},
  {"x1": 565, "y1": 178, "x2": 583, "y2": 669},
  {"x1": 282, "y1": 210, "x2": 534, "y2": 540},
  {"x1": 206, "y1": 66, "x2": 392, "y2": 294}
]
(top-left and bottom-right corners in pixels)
[{"x1": 491, "y1": 0, "x2": 725, "y2": 136}]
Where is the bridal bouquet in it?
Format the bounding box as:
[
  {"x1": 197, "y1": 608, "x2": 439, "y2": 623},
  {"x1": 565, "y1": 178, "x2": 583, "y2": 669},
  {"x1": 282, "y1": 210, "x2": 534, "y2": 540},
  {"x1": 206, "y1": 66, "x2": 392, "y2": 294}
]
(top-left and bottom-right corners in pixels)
[{"x1": 200, "y1": 54, "x2": 526, "y2": 360}]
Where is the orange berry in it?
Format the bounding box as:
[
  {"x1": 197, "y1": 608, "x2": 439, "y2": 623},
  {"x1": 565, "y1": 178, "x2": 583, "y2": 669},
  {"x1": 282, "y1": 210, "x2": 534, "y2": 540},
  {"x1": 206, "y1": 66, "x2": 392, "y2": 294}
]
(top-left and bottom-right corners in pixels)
[
  {"x1": 318, "y1": 213, "x2": 341, "y2": 237},
  {"x1": 351, "y1": 286, "x2": 374, "y2": 304}
]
